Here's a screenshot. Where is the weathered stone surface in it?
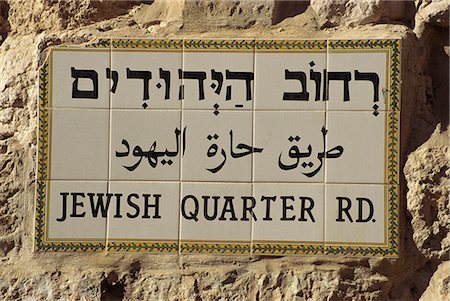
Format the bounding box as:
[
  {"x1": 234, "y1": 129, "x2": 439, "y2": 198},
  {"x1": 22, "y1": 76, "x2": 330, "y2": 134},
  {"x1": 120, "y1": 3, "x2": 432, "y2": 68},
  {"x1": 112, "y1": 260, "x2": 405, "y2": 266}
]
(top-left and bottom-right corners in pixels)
[
  {"x1": 416, "y1": 0, "x2": 449, "y2": 29},
  {"x1": 420, "y1": 260, "x2": 450, "y2": 301},
  {"x1": 404, "y1": 124, "x2": 450, "y2": 260},
  {"x1": 7, "y1": 0, "x2": 140, "y2": 35},
  {"x1": 130, "y1": 0, "x2": 184, "y2": 32},
  {"x1": 181, "y1": 0, "x2": 275, "y2": 28},
  {"x1": 0, "y1": 0, "x2": 448, "y2": 300},
  {"x1": 310, "y1": 0, "x2": 416, "y2": 27},
  {"x1": 131, "y1": 0, "x2": 276, "y2": 32}
]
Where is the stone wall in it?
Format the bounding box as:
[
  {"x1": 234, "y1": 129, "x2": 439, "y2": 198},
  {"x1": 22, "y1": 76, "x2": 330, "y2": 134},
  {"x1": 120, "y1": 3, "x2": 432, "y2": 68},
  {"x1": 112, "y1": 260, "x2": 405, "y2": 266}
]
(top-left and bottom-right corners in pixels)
[{"x1": 0, "y1": 0, "x2": 448, "y2": 300}]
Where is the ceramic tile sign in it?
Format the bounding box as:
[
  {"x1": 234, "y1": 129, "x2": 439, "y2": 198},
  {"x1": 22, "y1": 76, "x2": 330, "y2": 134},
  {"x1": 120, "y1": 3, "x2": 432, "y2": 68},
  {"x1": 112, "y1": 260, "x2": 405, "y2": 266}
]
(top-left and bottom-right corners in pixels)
[{"x1": 35, "y1": 39, "x2": 401, "y2": 257}]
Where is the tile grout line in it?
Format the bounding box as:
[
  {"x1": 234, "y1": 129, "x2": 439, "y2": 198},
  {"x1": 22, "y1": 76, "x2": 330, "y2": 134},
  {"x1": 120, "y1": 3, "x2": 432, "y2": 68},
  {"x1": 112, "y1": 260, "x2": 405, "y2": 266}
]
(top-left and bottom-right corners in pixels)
[
  {"x1": 250, "y1": 39, "x2": 256, "y2": 256},
  {"x1": 178, "y1": 39, "x2": 185, "y2": 256},
  {"x1": 323, "y1": 39, "x2": 329, "y2": 254},
  {"x1": 105, "y1": 38, "x2": 112, "y2": 252}
]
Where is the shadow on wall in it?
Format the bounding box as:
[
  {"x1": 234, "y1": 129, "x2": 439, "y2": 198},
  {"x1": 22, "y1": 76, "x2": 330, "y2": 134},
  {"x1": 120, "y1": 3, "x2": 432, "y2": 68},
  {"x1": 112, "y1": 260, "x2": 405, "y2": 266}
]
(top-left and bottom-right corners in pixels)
[
  {"x1": 272, "y1": 0, "x2": 310, "y2": 25},
  {"x1": 100, "y1": 271, "x2": 125, "y2": 301},
  {"x1": 427, "y1": 28, "x2": 449, "y2": 127},
  {"x1": 377, "y1": 0, "x2": 417, "y2": 29},
  {"x1": 88, "y1": 0, "x2": 153, "y2": 24},
  {"x1": 400, "y1": 0, "x2": 417, "y2": 29},
  {"x1": 0, "y1": 1, "x2": 10, "y2": 43},
  {"x1": 404, "y1": 25, "x2": 449, "y2": 156}
]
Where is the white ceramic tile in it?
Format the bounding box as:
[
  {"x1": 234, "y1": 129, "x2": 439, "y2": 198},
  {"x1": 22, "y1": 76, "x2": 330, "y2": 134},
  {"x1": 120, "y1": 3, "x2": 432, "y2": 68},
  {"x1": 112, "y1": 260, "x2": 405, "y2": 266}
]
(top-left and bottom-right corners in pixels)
[
  {"x1": 325, "y1": 111, "x2": 386, "y2": 184},
  {"x1": 181, "y1": 110, "x2": 253, "y2": 182},
  {"x1": 46, "y1": 180, "x2": 107, "y2": 241},
  {"x1": 325, "y1": 184, "x2": 387, "y2": 245},
  {"x1": 48, "y1": 108, "x2": 110, "y2": 180},
  {"x1": 182, "y1": 39, "x2": 255, "y2": 110},
  {"x1": 111, "y1": 46, "x2": 182, "y2": 109},
  {"x1": 252, "y1": 183, "x2": 324, "y2": 243},
  {"x1": 51, "y1": 48, "x2": 111, "y2": 109},
  {"x1": 179, "y1": 182, "x2": 252, "y2": 253},
  {"x1": 107, "y1": 181, "x2": 179, "y2": 243},
  {"x1": 326, "y1": 46, "x2": 389, "y2": 111},
  {"x1": 38, "y1": 38, "x2": 401, "y2": 255},
  {"x1": 254, "y1": 51, "x2": 326, "y2": 110},
  {"x1": 109, "y1": 110, "x2": 181, "y2": 181},
  {"x1": 253, "y1": 111, "x2": 326, "y2": 183}
]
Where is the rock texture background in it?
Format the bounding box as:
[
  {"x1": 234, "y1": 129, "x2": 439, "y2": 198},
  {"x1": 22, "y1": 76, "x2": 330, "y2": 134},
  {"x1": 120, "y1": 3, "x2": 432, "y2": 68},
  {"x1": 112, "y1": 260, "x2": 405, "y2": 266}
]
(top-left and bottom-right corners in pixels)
[{"x1": 0, "y1": 0, "x2": 448, "y2": 300}]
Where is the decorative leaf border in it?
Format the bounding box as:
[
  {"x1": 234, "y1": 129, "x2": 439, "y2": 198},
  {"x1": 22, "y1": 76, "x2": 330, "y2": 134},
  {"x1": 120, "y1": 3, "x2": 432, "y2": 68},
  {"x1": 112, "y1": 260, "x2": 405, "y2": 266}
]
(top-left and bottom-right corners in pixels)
[
  {"x1": 37, "y1": 241, "x2": 106, "y2": 252},
  {"x1": 34, "y1": 77, "x2": 49, "y2": 251},
  {"x1": 387, "y1": 111, "x2": 400, "y2": 185},
  {"x1": 255, "y1": 39, "x2": 327, "y2": 51},
  {"x1": 34, "y1": 179, "x2": 46, "y2": 251},
  {"x1": 184, "y1": 39, "x2": 255, "y2": 50},
  {"x1": 85, "y1": 38, "x2": 111, "y2": 48},
  {"x1": 35, "y1": 58, "x2": 50, "y2": 251},
  {"x1": 111, "y1": 39, "x2": 182, "y2": 49},
  {"x1": 252, "y1": 243, "x2": 324, "y2": 255},
  {"x1": 38, "y1": 62, "x2": 49, "y2": 108},
  {"x1": 107, "y1": 241, "x2": 178, "y2": 253},
  {"x1": 35, "y1": 39, "x2": 400, "y2": 256},
  {"x1": 180, "y1": 243, "x2": 251, "y2": 254}
]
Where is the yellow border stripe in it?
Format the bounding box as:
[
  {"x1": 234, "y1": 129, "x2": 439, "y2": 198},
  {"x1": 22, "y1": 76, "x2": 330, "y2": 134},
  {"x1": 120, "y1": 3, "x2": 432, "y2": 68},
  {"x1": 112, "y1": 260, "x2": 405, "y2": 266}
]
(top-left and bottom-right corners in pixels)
[{"x1": 35, "y1": 39, "x2": 400, "y2": 256}]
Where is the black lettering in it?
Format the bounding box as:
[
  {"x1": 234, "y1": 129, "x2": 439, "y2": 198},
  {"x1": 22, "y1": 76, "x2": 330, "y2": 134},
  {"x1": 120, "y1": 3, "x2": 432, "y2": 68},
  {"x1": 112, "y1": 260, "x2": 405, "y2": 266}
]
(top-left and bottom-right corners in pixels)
[
  {"x1": 310, "y1": 67, "x2": 321, "y2": 101},
  {"x1": 159, "y1": 68, "x2": 171, "y2": 99},
  {"x1": 225, "y1": 70, "x2": 254, "y2": 101},
  {"x1": 354, "y1": 70, "x2": 379, "y2": 102},
  {"x1": 114, "y1": 193, "x2": 123, "y2": 218},
  {"x1": 71, "y1": 67, "x2": 98, "y2": 99},
  {"x1": 142, "y1": 194, "x2": 161, "y2": 219},
  {"x1": 70, "y1": 192, "x2": 86, "y2": 218},
  {"x1": 336, "y1": 197, "x2": 353, "y2": 222},
  {"x1": 106, "y1": 68, "x2": 119, "y2": 93},
  {"x1": 281, "y1": 196, "x2": 295, "y2": 221},
  {"x1": 203, "y1": 195, "x2": 219, "y2": 220},
  {"x1": 181, "y1": 195, "x2": 199, "y2": 221},
  {"x1": 211, "y1": 69, "x2": 223, "y2": 95},
  {"x1": 261, "y1": 196, "x2": 276, "y2": 221},
  {"x1": 241, "y1": 196, "x2": 257, "y2": 221},
  {"x1": 356, "y1": 197, "x2": 374, "y2": 223},
  {"x1": 126, "y1": 68, "x2": 152, "y2": 100},
  {"x1": 324, "y1": 71, "x2": 351, "y2": 101},
  {"x1": 126, "y1": 193, "x2": 140, "y2": 218},
  {"x1": 283, "y1": 69, "x2": 309, "y2": 101},
  {"x1": 298, "y1": 196, "x2": 315, "y2": 222},
  {"x1": 57, "y1": 192, "x2": 69, "y2": 222},
  {"x1": 179, "y1": 69, "x2": 206, "y2": 100},
  {"x1": 219, "y1": 196, "x2": 238, "y2": 221},
  {"x1": 87, "y1": 193, "x2": 112, "y2": 218}
]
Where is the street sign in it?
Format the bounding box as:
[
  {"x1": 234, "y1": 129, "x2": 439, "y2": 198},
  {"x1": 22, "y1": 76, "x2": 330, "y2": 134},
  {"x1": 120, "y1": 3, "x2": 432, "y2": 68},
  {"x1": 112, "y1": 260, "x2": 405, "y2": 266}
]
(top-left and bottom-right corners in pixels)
[{"x1": 35, "y1": 39, "x2": 400, "y2": 256}]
